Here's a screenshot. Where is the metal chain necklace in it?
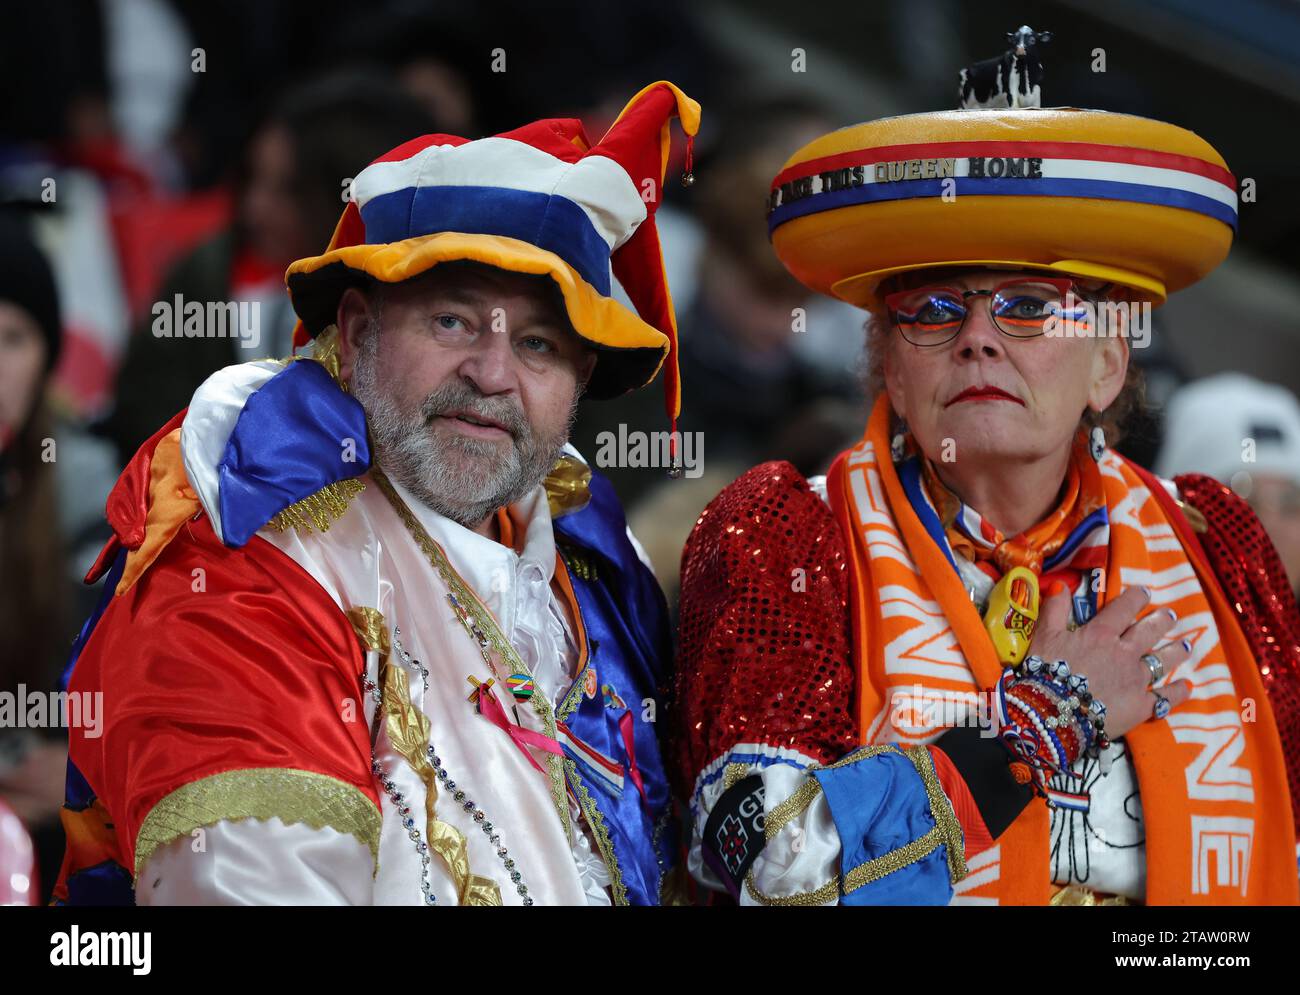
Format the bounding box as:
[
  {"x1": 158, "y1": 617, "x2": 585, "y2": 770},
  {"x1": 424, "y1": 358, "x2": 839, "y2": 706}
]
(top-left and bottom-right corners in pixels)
[
  {"x1": 371, "y1": 466, "x2": 571, "y2": 836},
  {"x1": 393, "y1": 627, "x2": 534, "y2": 904},
  {"x1": 363, "y1": 675, "x2": 435, "y2": 905}
]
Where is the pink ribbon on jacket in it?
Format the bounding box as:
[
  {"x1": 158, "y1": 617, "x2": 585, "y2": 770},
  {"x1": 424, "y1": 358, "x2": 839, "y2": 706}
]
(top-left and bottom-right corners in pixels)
[
  {"x1": 476, "y1": 685, "x2": 562, "y2": 774},
  {"x1": 618, "y1": 710, "x2": 648, "y2": 808}
]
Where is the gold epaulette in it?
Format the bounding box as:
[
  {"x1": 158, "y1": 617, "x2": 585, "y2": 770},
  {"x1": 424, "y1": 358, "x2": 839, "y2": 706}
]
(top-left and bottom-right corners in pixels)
[{"x1": 266, "y1": 478, "x2": 366, "y2": 535}]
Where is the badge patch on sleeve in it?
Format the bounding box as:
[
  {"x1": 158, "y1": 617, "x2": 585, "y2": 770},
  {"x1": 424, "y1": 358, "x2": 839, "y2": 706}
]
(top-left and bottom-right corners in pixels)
[{"x1": 702, "y1": 775, "x2": 766, "y2": 899}]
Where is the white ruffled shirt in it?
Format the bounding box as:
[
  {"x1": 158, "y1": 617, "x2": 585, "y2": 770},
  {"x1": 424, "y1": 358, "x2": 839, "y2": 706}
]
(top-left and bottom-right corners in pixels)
[{"x1": 138, "y1": 471, "x2": 614, "y2": 906}]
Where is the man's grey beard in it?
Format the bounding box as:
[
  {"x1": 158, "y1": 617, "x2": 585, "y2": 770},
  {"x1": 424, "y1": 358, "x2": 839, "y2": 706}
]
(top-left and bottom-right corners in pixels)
[{"x1": 351, "y1": 322, "x2": 580, "y2": 529}]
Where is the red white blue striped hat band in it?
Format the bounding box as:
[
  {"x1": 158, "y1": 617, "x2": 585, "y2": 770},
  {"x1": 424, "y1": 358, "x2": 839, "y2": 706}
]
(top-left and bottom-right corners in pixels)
[
  {"x1": 354, "y1": 137, "x2": 640, "y2": 297},
  {"x1": 768, "y1": 108, "x2": 1237, "y2": 310}
]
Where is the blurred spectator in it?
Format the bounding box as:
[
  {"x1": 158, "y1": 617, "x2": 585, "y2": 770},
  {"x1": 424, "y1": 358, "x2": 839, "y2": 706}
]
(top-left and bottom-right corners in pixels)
[
  {"x1": 569, "y1": 94, "x2": 865, "y2": 597},
  {"x1": 1157, "y1": 373, "x2": 1300, "y2": 595},
  {"x1": 0, "y1": 221, "x2": 83, "y2": 904},
  {"x1": 351, "y1": 10, "x2": 487, "y2": 137},
  {"x1": 0, "y1": 3, "x2": 133, "y2": 422},
  {"x1": 1112, "y1": 319, "x2": 1190, "y2": 472},
  {"x1": 677, "y1": 95, "x2": 865, "y2": 473},
  {"x1": 0, "y1": 223, "x2": 68, "y2": 676},
  {"x1": 100, "y1": 70, "x2": 438, "y2": 464},
  {"x1": 0, "y1": 798, "x2": 38, "y2": 905},
  {"x1": 0, "y1": 4, "x2": 109, "y2": 158},
  {"x1": 104, "y1": 0, "x2": 197, "y2": 191}
]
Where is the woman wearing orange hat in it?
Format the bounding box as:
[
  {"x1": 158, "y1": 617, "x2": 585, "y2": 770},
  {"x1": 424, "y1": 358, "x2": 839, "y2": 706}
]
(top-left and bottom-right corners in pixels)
[{"x1": 673, "y1": 105, "x2": 1300, "y2": 905}]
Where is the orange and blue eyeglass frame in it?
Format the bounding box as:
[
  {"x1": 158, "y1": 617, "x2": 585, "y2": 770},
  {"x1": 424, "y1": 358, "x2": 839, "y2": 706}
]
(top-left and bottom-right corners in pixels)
[{"x1": 884, "y1": 276, "x2": 1089, "y2": 346}]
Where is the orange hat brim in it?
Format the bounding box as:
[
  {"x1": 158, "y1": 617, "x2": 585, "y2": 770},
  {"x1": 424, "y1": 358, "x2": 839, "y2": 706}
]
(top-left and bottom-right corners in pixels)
[{"x1": 286, "y1": 232, "x2": 669, "y2": 400}]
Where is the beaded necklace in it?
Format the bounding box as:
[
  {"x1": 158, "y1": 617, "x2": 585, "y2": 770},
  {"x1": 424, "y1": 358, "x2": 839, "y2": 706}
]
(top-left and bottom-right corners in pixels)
[
  {"x1": 368, "y1": 466, "x2": 574, "y2": 901},
  {"x1": 397, "y1": 628, "x2": 533, "y2": 903}
]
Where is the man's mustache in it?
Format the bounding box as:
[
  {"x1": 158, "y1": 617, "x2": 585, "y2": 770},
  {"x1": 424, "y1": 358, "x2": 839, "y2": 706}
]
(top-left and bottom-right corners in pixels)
[{"x1": 419, "y1": 382, "x2": 529, "y2": 442}]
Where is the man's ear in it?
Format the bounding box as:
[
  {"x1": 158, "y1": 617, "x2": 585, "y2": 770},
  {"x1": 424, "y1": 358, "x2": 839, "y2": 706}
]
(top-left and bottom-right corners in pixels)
[
  {"x1": 336, "y1": 286, "x2": 375, "y2": 384},
  {"x1": 577, "y1": 349, "x2": 598, "y2": 391}
]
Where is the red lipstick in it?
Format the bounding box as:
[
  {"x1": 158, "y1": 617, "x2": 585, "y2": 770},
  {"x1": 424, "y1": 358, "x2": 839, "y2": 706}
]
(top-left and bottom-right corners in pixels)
[{"x1": 945, "y1": 386, "x2": 1025, "y2": 407}]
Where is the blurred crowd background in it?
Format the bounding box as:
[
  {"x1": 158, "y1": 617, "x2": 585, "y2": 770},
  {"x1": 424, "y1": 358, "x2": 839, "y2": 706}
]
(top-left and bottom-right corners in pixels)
[{"x1": 2, "y1": 0, "x2": 1299, "y2": 903}]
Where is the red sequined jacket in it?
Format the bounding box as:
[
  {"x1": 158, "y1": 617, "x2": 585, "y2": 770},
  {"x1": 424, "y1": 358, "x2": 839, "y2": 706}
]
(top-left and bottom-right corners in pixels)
[{"x1": 673, "y1": 461, "x2": 1300, "y2": 900}]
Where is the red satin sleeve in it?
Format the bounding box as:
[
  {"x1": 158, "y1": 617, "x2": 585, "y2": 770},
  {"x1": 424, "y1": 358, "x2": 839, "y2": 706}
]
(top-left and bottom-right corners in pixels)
[
  {"x1": 673, "y1": 461, "x2": 859, "y2": 797},
  {"x1": 67, "y1": 512, "x2": 377, "y2": 874}
]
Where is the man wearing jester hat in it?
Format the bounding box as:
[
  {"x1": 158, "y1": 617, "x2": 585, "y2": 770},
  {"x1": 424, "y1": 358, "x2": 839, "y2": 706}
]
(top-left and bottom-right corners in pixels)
[
  {"x1": 56, "y1": 82, "x2": 700, "y2": 906},
  {"x1": 674, "y1": 60, "x2": 1300, "y2": 904}
]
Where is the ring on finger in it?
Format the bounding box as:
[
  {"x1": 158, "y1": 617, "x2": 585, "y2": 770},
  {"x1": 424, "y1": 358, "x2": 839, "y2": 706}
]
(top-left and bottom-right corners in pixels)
[
  {"x1": 1140, "y1": 652, "x2": 1164, "y2": 685},
  {"x1": 1151, "y1": 689, "x2": 1171, "y2": 720}
]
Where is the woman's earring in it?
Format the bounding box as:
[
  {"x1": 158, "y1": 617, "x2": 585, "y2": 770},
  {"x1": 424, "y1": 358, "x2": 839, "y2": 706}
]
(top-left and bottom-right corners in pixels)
[
  {"x1": 1089, "y1": 425, "x2": 1107, "y2": 462},
  {"x1": 891, "y1": 429, "x2": 907, "y2": 463}
]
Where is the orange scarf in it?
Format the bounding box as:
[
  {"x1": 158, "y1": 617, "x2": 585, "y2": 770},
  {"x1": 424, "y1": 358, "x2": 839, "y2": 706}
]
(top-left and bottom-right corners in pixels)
[{"x1": 828, "y1": 396, "x2": 1297, "y2": 905}]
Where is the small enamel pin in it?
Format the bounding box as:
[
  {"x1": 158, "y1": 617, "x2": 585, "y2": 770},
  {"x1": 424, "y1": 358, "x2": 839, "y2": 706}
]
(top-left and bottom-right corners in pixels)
[{"x1": 507, "y1": 673, "x2": 535, "y2": 701}]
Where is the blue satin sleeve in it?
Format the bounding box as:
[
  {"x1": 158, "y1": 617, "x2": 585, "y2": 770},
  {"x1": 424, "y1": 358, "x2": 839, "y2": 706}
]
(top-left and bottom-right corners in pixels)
[{"x1": 218, "y1": 360, "x2": 370, "y2": 547}]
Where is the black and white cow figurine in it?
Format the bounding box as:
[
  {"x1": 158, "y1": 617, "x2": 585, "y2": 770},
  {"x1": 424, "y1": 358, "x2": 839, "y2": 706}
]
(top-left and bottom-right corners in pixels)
[{"x1": 959, "y1": 25, "x2": 1052, "y2": 109}]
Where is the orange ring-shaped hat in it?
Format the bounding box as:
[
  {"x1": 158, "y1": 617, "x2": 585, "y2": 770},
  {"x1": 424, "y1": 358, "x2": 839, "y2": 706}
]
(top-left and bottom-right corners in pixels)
[{"x1": 768, "y1": 107, "x2": 1236, "y2": 311}]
